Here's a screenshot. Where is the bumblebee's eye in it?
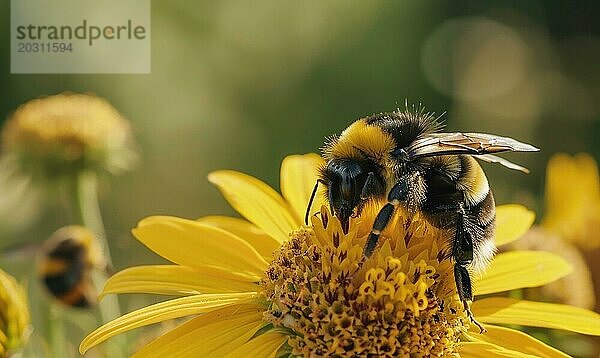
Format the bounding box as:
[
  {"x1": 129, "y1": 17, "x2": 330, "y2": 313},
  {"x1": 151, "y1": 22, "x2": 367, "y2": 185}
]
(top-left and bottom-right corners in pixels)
[
  {"x1": 323, "y1": 159, "x2": 367, "y2": 234},
  {"x1": 340, "y1": 173, "x2": 354, "y2": 201},
  {"x1": 325, "y1": 160, "x2": 363, "y2": 203}
]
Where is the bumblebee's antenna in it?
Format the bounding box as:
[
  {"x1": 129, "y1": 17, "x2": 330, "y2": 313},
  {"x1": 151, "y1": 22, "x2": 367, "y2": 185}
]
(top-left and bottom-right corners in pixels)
[{"x1": 305, "y1": 180, "x2": 321, "y2": 225}]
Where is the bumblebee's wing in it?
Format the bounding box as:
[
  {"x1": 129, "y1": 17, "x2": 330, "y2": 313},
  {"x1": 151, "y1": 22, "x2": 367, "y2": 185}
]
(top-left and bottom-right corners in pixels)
[
  {"x1": 475, "y1": 153, "x2": 530, "y2": 173},
  {"x1": 407, "y1": 132, "x2": 539, "y2": 158}
]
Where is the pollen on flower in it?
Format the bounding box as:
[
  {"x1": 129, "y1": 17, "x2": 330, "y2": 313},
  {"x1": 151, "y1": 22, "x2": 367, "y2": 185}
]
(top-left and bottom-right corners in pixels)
[{"x1": 261, "y1": 206, "x2": 469, "y2": 357}]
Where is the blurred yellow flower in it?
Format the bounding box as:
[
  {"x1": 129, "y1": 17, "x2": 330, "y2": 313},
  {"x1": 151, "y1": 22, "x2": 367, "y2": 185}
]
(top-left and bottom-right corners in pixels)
[
  {"x1": 514, "y1": 153, "x2": 600, "y2": 314},
  {"x1": 542, "y1": 153, "x2": 600, "y2": 249},
  {"x1": 513, "y1": 153, "x2": 600, "y2": 310},
  {"x1": 515, "y1": 228, "x2": 595, "y2": 310},
  {"x1": 2, "y1": 93, "x2": 136, "y2": 179},
  {"x1": 80, "y1": 154, "x2": 600, "y2": 357},
  {"x1": 0, "y1": 269, "x2": 30, "y2": 357}
]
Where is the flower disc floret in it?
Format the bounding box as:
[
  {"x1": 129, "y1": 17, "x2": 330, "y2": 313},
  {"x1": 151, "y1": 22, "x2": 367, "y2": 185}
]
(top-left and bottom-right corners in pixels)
[{"x1": 262, "y1": 208, "x2": 468, "y2": 357}]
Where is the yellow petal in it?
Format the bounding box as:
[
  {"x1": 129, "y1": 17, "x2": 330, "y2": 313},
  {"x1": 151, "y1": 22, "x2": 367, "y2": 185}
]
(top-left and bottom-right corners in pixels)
[
  {"x1": 467, "y1": 325, "x2": 569, "y2": 358},
  {"x1": 474, "y1": 251, "x2": 572, "y2": 295},
  {"x1": 495, "y1": 205, "x2": 535, "y2": 246},
  {"x1": 133, "y1": 216, "x2": 268, "y2": 277},
  {"x1": 132, "y1": 303, "x2": 265, "y2": 358},
  {"x1": 473, "y1": 297, "x2": 600, "y2": 335},
  {"x1": 280, "y1": 153, "x2": 325, "y2": 223},
  {"x1": 208, "y1": 170, "x2": 299, "y2": 242},
  {"x1": 576, "y1": 153, "x2": 600, "y2": 193},
  {"x1": 542, "y1": 153, "x2": 600, "y2": 249},
  {"x1": 79, "y1": 292, "x2": 258, "y2": 354},
  {"x1": 197, "y1": 216, "x2": 279, "y2": 260},
  {"x1": 460, "y1": 341, "x2": 539, "y2": 358},
  {"x1": 513, "y1": 228, "x2": 596, "y2": 309},
  {"x1": 543, "y1": 154, "x2": 578, "y2": 232},
  {"x1": 101, "y1": 265, "x2": 258, "y2": 298},
  {"x1": 223, "y1": 331, "x2": 288, "y2": 358}
]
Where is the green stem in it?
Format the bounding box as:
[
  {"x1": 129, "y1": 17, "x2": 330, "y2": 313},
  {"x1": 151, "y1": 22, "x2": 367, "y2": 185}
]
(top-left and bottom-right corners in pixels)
[
  {"x1": 48, "y1": 306, "x2": 67, "y2": 358},
  {"x1": 68, "y1": 171, "x2": 127, "y2": 357},
  {"x1": 70, "y1": 171, "x2": 112, "y2": 268}
]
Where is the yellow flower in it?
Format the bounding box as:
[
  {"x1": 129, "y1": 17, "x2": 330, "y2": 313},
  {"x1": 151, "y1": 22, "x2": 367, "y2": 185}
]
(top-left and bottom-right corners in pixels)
[
  {"x1": 513, "y1": 153, "x2": 600, "y2": 311},
  {"x1": 2, "y1": 93, "x2": 136, "y2": 179},
  {"x1": 542, "y1": 153, "x2": 600, "y2": 249},
  {"x1": 514, "y1": 228, "x2": 595, "y2": 309},
  {"x1": 80, "y1": 154, "x2": 600, "y2": 357},
  {"x1": 0, "y1": 269, "x2": 30, "y2": 357}
]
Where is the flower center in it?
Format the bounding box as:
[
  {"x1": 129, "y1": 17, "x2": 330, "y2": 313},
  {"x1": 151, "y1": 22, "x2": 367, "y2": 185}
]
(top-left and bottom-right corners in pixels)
[{"x1": 261, "y1": 208, "x2": 469, "y2": 357}]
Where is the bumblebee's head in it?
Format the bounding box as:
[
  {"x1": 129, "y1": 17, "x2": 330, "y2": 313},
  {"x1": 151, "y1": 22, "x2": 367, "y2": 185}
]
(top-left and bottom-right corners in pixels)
[{"x1": 318, "y1": 159, "x2": 384, "y2": 234}]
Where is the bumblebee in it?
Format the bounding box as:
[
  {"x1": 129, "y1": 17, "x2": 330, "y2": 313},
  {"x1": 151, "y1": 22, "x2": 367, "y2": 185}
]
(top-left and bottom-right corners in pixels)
[
  {"x1": 38, "y1": 226, "x2": 103, "y2": 308},
  {"x1": 306, "y1": 106, "x2": 538, "y2": 329}
]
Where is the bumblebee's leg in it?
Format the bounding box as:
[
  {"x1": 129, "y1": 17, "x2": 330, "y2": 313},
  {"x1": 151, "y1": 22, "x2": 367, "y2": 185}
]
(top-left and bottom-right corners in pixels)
[
  {"x1": 363, "y1": 172, "x2": 423, "y2": 257},
  {"x1": 363, "y1": 203, "x2": 395, "y2": 257},
  {"x1": 452, "y1": 205, "x2": 486, "y2": 333}
]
